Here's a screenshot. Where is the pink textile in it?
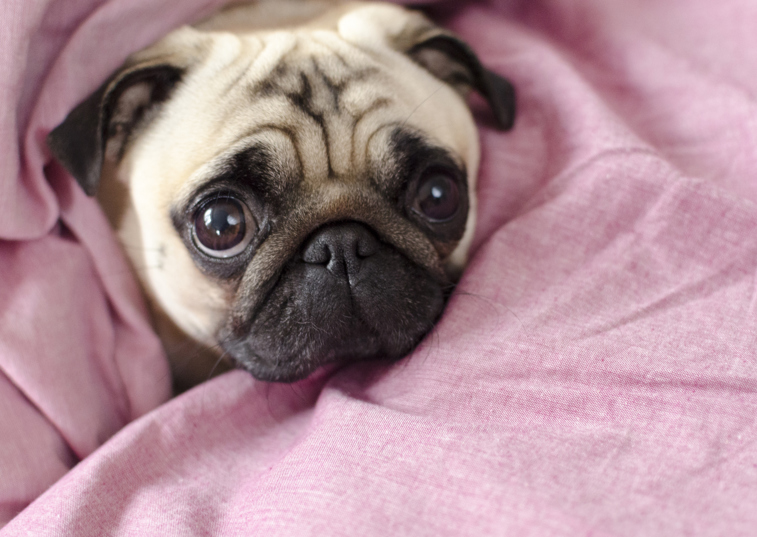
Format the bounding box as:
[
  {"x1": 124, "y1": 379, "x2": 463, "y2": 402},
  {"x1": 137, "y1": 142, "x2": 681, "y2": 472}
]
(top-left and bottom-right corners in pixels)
[{"x1": 3, "y1": 0, "x2": 757, "y2": 534}]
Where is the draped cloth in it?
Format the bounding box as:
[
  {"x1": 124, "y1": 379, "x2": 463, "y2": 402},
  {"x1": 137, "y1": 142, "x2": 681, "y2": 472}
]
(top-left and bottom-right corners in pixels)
[{"x1": 2, "y1": 0, "x2": 757, "y2": 534}]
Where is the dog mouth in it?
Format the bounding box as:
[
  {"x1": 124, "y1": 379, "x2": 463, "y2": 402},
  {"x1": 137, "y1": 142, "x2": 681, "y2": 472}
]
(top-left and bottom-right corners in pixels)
[
  {"x1": 220, "y1": 222, "x2": 446, "y2": 383},
  {"x1": 227, "y1": 321, "x2": 396, "y2": 383}
]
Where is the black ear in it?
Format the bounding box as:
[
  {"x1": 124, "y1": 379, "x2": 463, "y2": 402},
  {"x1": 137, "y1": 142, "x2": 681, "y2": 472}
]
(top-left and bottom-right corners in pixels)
[
  {"x1": 47, "y1": 64, "x2": 183, "y2": 196},
  {"x1": 408, "y1": 34, "x2": 516, "y2": 131}
]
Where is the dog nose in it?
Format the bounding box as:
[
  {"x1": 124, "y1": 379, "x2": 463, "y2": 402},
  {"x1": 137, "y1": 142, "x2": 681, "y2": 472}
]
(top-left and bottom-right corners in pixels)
[{"x1": 302, "y1": 222, "x2": 380, "y2": 279}]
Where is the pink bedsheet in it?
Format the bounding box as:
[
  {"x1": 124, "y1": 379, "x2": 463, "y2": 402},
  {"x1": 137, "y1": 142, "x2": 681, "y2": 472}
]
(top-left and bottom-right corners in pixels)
[{"x1": 3, "y1": 0, "x2": 757, "y2": 534}]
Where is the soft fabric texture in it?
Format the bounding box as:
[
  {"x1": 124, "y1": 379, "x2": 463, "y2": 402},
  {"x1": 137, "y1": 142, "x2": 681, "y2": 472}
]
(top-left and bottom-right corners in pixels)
[{"x1": 2, "y1": 0, "x2": 757, "y2": 534}]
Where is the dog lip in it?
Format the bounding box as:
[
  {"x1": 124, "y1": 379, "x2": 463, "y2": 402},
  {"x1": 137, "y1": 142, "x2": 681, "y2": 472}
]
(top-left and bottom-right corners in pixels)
[{"x1": 228, "y1": 334, "x2": 387, "y2": 383}]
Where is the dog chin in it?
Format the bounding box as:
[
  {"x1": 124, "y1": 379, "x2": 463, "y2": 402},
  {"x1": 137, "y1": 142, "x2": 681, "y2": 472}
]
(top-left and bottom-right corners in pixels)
[{"x1": 220, "y1": 226, "x2": 446, "y2": 383}]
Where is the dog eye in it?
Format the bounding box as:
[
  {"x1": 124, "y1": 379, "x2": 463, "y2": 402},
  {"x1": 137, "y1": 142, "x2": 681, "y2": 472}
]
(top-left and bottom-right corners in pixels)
[
  {"x1": 413, "y1": 169, "x2": 461, "y2": 222},
  {"x1": 192, "y1": 197, "x2": 256, "y2": 258}
]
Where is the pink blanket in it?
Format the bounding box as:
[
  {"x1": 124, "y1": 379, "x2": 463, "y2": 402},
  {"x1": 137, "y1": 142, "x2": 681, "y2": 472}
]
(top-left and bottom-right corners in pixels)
[{"x1": 3, "y1": 0, "x2": 757, "y2": 534}]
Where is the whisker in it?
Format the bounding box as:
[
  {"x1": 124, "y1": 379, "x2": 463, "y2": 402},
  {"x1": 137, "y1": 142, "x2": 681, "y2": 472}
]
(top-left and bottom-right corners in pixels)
[
  {"x1": 128, "y1": 264, "x2": 165, "y2": 274},
  {"x1": 206, "y1": 349, "x2": 231, "y2": 381},
  {"x1": 450, "y1": 288, "x2": 526, "y2": 331},
  {"x1": 402, "y1": 84, "x2": 444, "y2": 126},
  {"x1": 161, "y1": 336, "x2": 229, "y2": 394},
  {"x1": 115, "y1": 239, "x2": 164, "y2": 253}
]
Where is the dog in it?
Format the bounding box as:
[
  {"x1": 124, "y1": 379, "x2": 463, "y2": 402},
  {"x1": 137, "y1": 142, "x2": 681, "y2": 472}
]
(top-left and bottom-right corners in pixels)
[{"x1": 47, "y1": 0, "x2": 515, "y2": 389}]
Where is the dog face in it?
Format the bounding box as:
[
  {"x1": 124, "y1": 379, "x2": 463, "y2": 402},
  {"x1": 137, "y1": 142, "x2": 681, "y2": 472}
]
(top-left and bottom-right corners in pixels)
[{"x1": 48, "y1": 1, "x2": 515, "y2": 384}]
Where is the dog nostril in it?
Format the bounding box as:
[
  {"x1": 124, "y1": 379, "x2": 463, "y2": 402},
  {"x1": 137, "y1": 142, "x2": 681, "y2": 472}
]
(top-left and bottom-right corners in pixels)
[
  {"x1": 302, "y1": 241, "x2": 332, "y2": 265},
  {"x1": 302, "y1": 222, "x2": 379, "y2": 278}
]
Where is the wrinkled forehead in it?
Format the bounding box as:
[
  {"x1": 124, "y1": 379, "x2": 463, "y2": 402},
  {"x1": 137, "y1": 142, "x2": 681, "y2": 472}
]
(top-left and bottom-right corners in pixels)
[{"x1": 132, "y1": 21, "x2": 478, "y2": 197}]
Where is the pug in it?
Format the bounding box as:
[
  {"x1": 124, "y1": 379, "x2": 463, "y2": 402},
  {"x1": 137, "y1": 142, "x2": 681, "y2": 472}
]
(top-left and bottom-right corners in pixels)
[{"x1": 47, "y1": 0, "x2": 515, "y2": 389}]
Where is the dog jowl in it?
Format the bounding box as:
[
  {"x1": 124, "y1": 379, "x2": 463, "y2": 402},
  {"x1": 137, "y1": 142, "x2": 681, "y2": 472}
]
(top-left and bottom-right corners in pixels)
[{"x1": 47, "y1": 1, "x2": 516, "y2": 385}]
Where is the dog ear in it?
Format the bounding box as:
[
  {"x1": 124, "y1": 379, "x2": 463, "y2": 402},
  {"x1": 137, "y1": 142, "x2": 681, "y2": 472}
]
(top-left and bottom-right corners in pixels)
[
  {"x1": 47, "y1": 63, "x2": 184, "y2": 196},
  {"x1": 389, "y1": 9, "x2": 515, "y2": 132},
  {"x1": 408, "y1": 34, "x2": 516, "y2": 131}
]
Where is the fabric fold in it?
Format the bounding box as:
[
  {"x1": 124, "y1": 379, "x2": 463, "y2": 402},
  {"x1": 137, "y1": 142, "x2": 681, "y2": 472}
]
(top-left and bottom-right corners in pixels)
[{"x1": 2, "y1": 0, "x2": 757, "y2": 534}]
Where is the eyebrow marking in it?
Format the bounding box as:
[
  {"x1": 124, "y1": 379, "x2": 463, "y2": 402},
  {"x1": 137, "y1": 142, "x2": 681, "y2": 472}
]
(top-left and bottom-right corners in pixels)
[
  {"x1": 237, "y1": 124, "x2": 305, "y2": 184},
  {"x1": 285, "y1": 72, "x2": 335, "y2": 177},
  {"x1": 310, "y1": 57, "x2": 344, "y2": 112},
  {"x1": 245, "y1": 41, "x2": 392, "y2": 181},
  {"x1": 351, "y1": 98, "x2": 391, "y2": 171}
]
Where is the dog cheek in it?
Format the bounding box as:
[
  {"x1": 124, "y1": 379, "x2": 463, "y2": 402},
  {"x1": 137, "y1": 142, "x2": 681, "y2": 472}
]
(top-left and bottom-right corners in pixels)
[{"x1": 349, "y1": 253, "x2": 446, "y2": 355}]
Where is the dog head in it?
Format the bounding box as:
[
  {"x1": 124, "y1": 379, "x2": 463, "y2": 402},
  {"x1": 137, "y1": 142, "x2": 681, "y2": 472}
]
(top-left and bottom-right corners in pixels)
[{"x1": 48, "y1": 1, "x2": 515, "y2": 383}]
